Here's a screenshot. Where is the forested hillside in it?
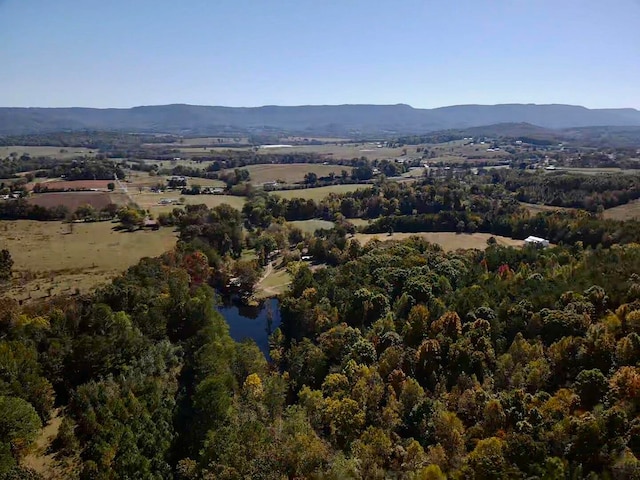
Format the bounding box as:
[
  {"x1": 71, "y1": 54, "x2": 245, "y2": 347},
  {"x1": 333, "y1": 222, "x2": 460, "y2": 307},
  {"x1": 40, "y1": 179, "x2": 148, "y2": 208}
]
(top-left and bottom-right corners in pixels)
[
  {"x1": 2, "y1": 171, "x2": 640, "y2": 478},
  {"x1": 2, "y1": 103, "x2": 640, "y2": 136}
]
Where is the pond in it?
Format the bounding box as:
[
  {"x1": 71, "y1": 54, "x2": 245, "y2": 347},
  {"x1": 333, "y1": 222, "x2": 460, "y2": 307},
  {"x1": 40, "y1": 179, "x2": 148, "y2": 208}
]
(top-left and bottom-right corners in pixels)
[{"x1": 218, "y1": 297, "x2": 281, "y2": 357}]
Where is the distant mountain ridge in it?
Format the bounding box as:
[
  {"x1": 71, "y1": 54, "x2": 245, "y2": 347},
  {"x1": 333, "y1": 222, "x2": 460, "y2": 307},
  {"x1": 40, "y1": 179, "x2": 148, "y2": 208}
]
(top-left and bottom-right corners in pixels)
[{"x1": 1, "y1": 103, "x2": 640, "y2": 136}]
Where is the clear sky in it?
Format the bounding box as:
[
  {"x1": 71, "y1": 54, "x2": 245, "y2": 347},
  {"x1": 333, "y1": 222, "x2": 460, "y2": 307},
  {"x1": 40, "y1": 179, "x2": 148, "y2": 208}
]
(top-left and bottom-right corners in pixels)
[{"x1": 1, "y1": 0, "x2": 639, "y2": 109}]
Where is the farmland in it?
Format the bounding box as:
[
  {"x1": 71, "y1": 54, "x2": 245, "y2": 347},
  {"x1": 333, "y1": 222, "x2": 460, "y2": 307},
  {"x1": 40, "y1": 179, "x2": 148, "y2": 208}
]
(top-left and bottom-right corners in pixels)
[
  {"x1": 27, "y1": 179, "x2": 114, "y2": 191},
  {"x1": 177, "y1": 143, "x2": 408, "y2": 161},
  {"x1": 520, "y1": 202, "x2": 574, "y2": 215},
  {"x1": 222, "y1": 163, "x2": 352, "y2": 184},
  {"x1": 603, "y1": 199, "x2": 640, "y2": 220},
  {"x1": 0, "y1": 146, "x2": 96, "y2": 159},
  {"x1": 353, "y1": 232, "x2": 523, "y2": 250},
  {"x1": 269, "y1": 183, "x2": 369, "y2": 200},
  {"x1": 288, "y1": 219, "x2": 335, "y2": 233},
  {"x1": 124, "y1": 171, "x2": 225, "y2": 190},
  {"x1": 0, "y1": 220, "x2": 178, "y2": 301},
  {"x1": 130, "y1": 191, "x2": 245, "y2": 214},
  {"x1": 28, "y1": 191, "x2": 129, "y2": 211}
]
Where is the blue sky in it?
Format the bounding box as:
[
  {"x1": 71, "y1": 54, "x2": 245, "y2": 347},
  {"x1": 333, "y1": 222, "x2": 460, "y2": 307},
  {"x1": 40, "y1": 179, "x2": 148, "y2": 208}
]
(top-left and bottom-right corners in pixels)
[{"x1": 1, "y1": 0, "x2": 639, "y2": 108}]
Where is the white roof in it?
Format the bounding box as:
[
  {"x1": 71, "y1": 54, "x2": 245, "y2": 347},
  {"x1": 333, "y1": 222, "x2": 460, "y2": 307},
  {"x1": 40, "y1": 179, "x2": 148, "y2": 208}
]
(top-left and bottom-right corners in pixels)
[{"x1": 525, "y1": 236, "x2": 548, "y2": 243}]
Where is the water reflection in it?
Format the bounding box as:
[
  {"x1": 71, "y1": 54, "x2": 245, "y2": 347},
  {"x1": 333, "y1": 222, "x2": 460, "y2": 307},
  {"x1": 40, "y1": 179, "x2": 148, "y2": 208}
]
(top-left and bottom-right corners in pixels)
[{"x1": 217, "y1": 297, "x2": 281, "y2": 357}]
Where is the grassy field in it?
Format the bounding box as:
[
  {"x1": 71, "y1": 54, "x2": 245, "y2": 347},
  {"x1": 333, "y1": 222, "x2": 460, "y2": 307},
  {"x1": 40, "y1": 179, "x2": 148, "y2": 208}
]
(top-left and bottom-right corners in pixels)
[
  {"x1": 554, "y1": 167, "x2": 639, "y2": 176},
  {"x1": 270, "y1": 184, "x2": 370, "y2": 200},
  {"x1": 353, "y1": 232, "x2": 523, "y2": 251},
  {"x1": 28, "y1": 192, "x2": 130, "y2": 211},
  {"x1": 288, "y1": 219, "x2": 335, "y2": 233},
  {"x1": 254, "y1": 267, "x2": 291, "y2": 299},
  {"x1": 0, "y1": 220, "x2": 178, "y2": 301},
  {"x1": 147, "y1": 137, "x2": 249, "y2": 147},
  {"x1": 0, "y1": 146, "x2": 95, "y2": 159},
  {"x1": 348, "y1": 218, "x2": 371, "y2": 228},
  {"x1": 180, "y1": 143, "x2": 413, "y2": 161},
  {"x1": 131, "y1": 191, "x2": 245, "y2": 214},
  {"x1": 125, "y1": 171, "x2": 225, "y2": 191},
  {"x1": 603, "y1": 200, "x2": 640, "y2": 220},
  {"x1": 220, "y1": 163, "x2": 353, "y2": 185},
  {"x1": 520, "y1": 202, "x2": 574, "y2": 215}
]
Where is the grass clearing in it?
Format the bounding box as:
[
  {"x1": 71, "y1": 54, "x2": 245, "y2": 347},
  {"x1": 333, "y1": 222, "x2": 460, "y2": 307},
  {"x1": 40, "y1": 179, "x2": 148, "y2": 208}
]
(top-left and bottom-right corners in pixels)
[
  {"x1": 130, "y1": 191, "x2": 245, "y2": 214},
  {"x1": 220, "y1": 163, "x2": 353, "y2": 185},
  {"x1": 255, "y1": 266, "x2": 291, "y2": 299},
  {"x1": 288, "y1": 219, "x2": 335, "y2": 233},
  {"x1": 353, "y1": 232, "x2": 523, "y2": 251},
  {"x1": 27, "y1": 192, "x2": 130, "y2": 211},
  {"x1": 553, "y1": 167, "x2": 639, "y2": 176},
  {"x1": 0, "y1": 146, "x2": 95, "y2": 159},
  {"x1": 348, "y1": 218, "x2": 371, "y2": 228},
  {"x1": 520, "y1": 202, "x2": 574, "y2": 215},
  {"x1": 603, "y1": 200, "x2": 640, "y2": 220},
  {"x1": 270, "y1": 184, "x2": 370, "y2": 200},
  {"x1": 0, "y1": 220, "x2": 178, "y2": 301},
  {"x1": 148, "y1": 137, "x2": 249, "y2": 147},
  {"x1": 125, "y1": 171, "x2": 225, "y2": 192}
]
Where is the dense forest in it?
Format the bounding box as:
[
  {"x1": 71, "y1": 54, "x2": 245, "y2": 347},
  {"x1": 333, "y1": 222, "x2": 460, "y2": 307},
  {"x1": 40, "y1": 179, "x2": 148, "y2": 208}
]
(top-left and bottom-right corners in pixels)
[
  {"x1": 2, "y1": 148, "x2": 640, "y2": 477},
  {"x1": 0, "y1": 193, "x2": 640, "y2": 478}
]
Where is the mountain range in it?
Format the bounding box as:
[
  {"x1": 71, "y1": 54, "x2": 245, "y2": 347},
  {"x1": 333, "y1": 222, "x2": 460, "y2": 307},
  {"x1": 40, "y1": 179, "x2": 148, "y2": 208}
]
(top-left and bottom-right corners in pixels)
[{"x1": 2, "y1": 103, "x2": 640, "y2": 136}]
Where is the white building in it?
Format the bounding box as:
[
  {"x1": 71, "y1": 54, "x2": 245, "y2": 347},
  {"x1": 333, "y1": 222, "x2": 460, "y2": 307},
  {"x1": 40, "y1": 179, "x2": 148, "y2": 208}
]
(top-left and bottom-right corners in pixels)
[{"x1": 524, "y1": 236, "x2": 550, "y2": 248}]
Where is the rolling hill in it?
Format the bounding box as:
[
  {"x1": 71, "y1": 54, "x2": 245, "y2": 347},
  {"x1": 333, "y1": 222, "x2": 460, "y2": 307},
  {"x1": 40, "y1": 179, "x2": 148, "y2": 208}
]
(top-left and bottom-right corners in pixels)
[{"x1": 1, "y1": 103, "x2": 640, "y2": 136}]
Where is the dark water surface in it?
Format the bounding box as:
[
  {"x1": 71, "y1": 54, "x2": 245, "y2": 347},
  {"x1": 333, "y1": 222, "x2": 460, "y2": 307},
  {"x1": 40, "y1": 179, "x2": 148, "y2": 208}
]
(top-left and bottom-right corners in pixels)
[{"x1": 217, "y1": 297, "x2": 281, "y2": 356}]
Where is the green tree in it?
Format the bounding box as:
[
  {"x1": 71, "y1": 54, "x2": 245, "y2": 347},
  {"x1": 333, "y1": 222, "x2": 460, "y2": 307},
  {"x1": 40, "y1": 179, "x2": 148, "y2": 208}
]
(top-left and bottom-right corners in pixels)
[
  {"x1": 75, "y1": 203, "x2": 96, "y2": 221},
  {"x1": 0, "y1": 396, "x2": 41, "y2": 460},
  {"x1": 574, "y1": 369, "x2": 608, "y2": 409},
  {"x1": 117, "y1": 206, "x2": 145, "y2": 231},
  {"x1": 304, "y1": 172, "x2": 318, "y2": 185},
  {"x1": 0, "y1": 250, "x2": 12, "y2": 282},
  {"x1": 467, "y1": 437, "x2": 508, "y2": 480}
]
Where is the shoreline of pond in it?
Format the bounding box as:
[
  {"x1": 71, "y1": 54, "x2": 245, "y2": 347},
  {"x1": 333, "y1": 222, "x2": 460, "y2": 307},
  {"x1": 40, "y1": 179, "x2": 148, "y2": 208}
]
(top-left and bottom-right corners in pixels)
[{"x1": 217, "y1": 296, "x2": 281, "y2": 358}]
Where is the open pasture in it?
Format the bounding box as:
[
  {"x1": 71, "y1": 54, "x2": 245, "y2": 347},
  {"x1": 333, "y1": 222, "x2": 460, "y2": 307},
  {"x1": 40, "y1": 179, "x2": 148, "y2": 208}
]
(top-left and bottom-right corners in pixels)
[
  {"x1": 27, "y1": 191, "x2": 130, "y2": 211},
  {"x1": 179, "y1": 143, "x2": 413, "y2": 161},
  {"x1": 124, "y1": 171, "x2": 225, "y2": 190},
  {"x1": 520, "y1": 202, "x2": 574, "y2": 215},
  {"x1": 0, "y1": 220, "x2": 178, "y2": 300},
  {"x1": 0, "y1": 146, "x2": 96, "y2": 159},
  {"x1": 288, "y1": 219, "x2": 335, "y2": 233},
  {"x1": 603, "y1": 200, "x2": 640, "y2": 221},
  {"x1": 269, "y1": 183, "x2": 370, "y2": 200},
  {"x1": 26, "y1": 179, "x2": 113, "y2": 191},
  {"x1": 146, "y1": 137, "x2": 249, "y2": 147},
  {"x1": 131, "y1": 191, "x2": 245, "y2": 214},
  {"x1": 224, "y1": 163, "x2": 352, "y2": 185},
  {"x1": 28, "y1": 192, "x2": 129, "y2": 212},
  {"x1": 353, "y1": 232, "x2": 523, "y2": 251}
]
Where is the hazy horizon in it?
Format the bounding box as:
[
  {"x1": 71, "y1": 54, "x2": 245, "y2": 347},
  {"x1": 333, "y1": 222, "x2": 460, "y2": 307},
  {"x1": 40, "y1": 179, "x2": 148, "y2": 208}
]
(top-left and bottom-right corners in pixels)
[
  {"x1": 1, "y1": 0, "x2": 639, "y2": 109},
  {"x1": 3, "y1": 102, "x2": 640, "y2": 111}
]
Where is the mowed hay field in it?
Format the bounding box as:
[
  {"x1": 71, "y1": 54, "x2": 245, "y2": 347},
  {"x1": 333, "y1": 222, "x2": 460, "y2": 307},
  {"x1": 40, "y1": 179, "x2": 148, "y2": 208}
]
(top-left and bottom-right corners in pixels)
[
  {"x1": 222, "y1": 163, "x2": 352, "y2": 184},
  {"x1": 26, "y1": 180, "x2": 114, "y2": 191},
  {"x1": 131, "y1": 191, "x2": 245, "y2": 214},
  {"x1": 0, "y1": 146, "x2": 96, "y2": 159},
  {"x1": 125, "y1": 171, "x2": 225, "y2": 190},
  {"x1": 353, "y1": 232, "x2": 523, "y2": 251},
  {"x1": 179, "y1": 143, "x2": 408, "y2": 161},
  {"x1": 0, "y1": 220, "x2": 178, "y2": 301},
  {"x1": 603, "y1": 200, "x2": 640, "y2": 220},
  {"x1": 288, "y1": 219, "x2": 335, "y2": 233},
  {"x1": 270, "y1": 184, "x2": 370, "y2": 200},
  {"x1": 28, "y1": 192, "x2": 130, "y2": 211}
]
